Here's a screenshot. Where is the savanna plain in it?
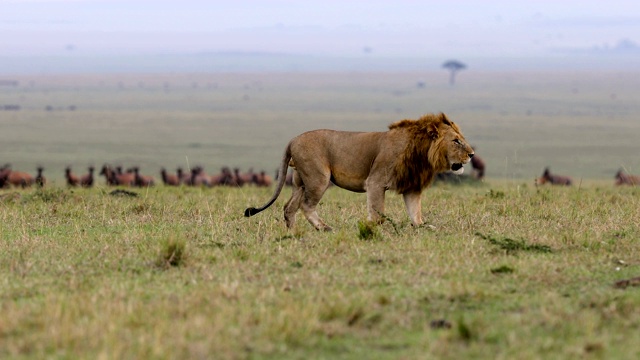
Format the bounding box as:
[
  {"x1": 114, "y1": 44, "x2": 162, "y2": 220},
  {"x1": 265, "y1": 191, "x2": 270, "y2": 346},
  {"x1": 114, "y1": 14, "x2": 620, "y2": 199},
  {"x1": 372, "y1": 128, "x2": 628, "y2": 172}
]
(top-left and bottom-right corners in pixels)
[{"x1": 1, "y1": 71, "x2": 640, "y2": 359}]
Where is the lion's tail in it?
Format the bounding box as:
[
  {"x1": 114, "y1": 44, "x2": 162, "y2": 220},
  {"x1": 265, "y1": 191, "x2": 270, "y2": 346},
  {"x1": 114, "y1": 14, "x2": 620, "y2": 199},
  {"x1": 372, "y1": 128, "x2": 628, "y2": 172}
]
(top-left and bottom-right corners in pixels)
[{"x1": 244, "y1": 143, "x2": 292, "y2": 217}]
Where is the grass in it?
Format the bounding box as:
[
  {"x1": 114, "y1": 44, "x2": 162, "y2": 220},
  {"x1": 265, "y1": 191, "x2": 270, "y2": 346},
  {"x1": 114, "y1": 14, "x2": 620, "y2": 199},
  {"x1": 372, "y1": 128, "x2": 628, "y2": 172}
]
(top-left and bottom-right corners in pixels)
[
  {"x1": 1, "y1": 70, "x2": 639, "y2": 358},
  {"x1": 1, "y1": 182, "x2": 639, "y2": 359}
]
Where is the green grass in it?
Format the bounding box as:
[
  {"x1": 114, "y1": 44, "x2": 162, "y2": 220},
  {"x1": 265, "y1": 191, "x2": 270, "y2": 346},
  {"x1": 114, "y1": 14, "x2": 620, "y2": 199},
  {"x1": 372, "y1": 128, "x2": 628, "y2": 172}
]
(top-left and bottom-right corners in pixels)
[
  {"x1": 1, "y1": 182, "x2": 639, "y2": 359},
  {"x1": 1, "y1": 71, "x2": 640, "y2": 358}
]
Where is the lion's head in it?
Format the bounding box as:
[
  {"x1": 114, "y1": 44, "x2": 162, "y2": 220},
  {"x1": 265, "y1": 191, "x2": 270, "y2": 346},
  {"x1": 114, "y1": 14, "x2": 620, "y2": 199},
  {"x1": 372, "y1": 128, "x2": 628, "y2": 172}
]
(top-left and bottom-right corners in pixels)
[
  {"x1": 433, "y1": 117, "x2": 475, "y2": 175},
  {"x1": 391, "y1": 113, "x2": 474, "y2": 193}
]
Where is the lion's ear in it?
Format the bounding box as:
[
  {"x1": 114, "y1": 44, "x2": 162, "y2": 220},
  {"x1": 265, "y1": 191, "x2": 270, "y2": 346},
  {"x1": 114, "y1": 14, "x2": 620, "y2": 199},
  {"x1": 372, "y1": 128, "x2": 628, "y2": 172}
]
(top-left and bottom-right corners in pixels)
[{"x1": 440, "y1": 113, "x2": 452, "y2": 126}]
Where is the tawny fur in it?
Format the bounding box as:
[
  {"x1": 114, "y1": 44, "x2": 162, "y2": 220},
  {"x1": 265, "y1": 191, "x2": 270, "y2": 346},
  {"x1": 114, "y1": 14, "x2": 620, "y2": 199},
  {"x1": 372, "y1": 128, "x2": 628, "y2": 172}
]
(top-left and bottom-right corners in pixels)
[{"x1": 244, "y1": 113, "x2": 474, "y2": 231}]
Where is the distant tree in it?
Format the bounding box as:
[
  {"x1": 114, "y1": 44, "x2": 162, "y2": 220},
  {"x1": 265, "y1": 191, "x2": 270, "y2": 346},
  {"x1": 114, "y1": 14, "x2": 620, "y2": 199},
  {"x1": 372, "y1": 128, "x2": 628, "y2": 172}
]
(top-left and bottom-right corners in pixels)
[{"x1": 442, "y1": 60, "x2": 467, "y2": 85}]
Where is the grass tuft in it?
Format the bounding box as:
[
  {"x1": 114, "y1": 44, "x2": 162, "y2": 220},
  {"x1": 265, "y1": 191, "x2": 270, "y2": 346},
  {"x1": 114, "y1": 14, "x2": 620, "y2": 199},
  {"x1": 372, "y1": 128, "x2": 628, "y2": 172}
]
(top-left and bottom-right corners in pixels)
[
  {"x1": 490, "y1": 265, "x2": 515, "y2": 274},
  {"x1": 476, "y1": 232, "x2": 553, "y2": 254},
  {"x1": 357, "y1": 220, "x2": 380, "y2": 240},
  {"x1": 156, "y1": 236, "x2": 187, "y2": 269},
  {"x1": 456, "y1": 317, "x2": 475, "y2": 342}
]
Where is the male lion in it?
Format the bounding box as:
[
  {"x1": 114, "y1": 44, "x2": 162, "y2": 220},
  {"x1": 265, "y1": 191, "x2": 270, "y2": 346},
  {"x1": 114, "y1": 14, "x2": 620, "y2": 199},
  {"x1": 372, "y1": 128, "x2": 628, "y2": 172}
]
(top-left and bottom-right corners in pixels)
[{"x1": 244, "y1": 113, "x2": 474, "y2": 231}]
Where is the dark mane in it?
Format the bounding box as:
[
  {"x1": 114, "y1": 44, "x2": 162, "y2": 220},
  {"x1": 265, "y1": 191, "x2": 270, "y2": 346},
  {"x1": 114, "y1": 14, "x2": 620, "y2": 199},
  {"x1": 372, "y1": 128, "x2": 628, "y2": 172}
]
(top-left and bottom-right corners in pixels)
[{"x1": 392, "y1": 113, "x2": 454, "y2": 194}]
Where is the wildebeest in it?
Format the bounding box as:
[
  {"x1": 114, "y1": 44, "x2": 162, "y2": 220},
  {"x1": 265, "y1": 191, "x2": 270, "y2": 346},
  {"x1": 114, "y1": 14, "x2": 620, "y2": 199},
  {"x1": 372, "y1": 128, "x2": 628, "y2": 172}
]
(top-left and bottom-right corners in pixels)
[
  {"x1": 0, "y1": 164, "x2": 12, "y2": 187},
  {"x1": 537, "y1": 167, "x2": 572, "y2": 186},
  {"x1": 177, "y1": 167, "x2": 191, "y2": 185},
  {"x1": 160, "y1": 167, "x2": 180, "y2": 186},
  {"x1": 253, "y1": 170, "x2": 273, "y2": 187},
  {"x1": 35, "y1": 166, "x2": 46, "y2": 187},
  {"x1": 65, "y1": 166, "x2": 80, "y2": 186},
  {"x1": 190, "y1": 166, "x2": 211, "y2": 187},
  {"x1": 6, "y1": 167, "x2": 35, "y2": 188},
  {"x1": 100, "y1": 164, "x2": 135, "y2": 186},
  {"x1": 471, "y1": 154, "x2": 486, "y2": 180},
  {"x1": 237, "y1": 168, "x2": 255, "y2": 186},
  {"x1": 133, "y1": 167, "x2": 155, "y2": 187},
  {"x1": 615, "y1": 169, "x2": 640, "y2": 186},
  {"x1": 80, "y1": 166, "x2": 95, "y2": 188},
  {"x1": 210, "y1": 167, "x2": 234, "y2": 186}
]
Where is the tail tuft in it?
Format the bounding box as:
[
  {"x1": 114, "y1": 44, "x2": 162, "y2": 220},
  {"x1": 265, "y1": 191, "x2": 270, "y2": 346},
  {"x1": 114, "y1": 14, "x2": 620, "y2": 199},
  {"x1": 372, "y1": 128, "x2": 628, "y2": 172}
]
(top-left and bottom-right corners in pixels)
[{"x1": 244, "y1": 207, "x2": 259, "y2": 217}]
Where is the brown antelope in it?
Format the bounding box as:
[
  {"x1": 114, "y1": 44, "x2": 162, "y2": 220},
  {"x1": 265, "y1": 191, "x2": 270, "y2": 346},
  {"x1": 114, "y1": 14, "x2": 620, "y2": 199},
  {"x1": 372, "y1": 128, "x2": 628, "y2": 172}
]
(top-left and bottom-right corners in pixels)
[
  {"x1": 253, "y1": 170, "x2": 273, "y2": 187},
  {"x1": 232, "y1": 168, "x2": 245, "y2": 186},
  {"x1": 80, "y1": 166, "x2": 94, "y2": 187},
  {"x1": 471, "y1": 154, "x2": 486, "y2": 180},
  {"x1": 65, "y1": 166, "x2": 80, "y2": 186},
  {"x1": 615, "y1": 169, "x2": 640, "y2": 186},
  {"x1": 35, "y1": 166, "x2": 46, "y2": 187},
  {"x1": 177, "y1": 167, "x2": 191, "y2": 185},
  {"x1": 160, "y1": 167, "x2": 180, "y2": 186},
  {"x1": 238, "y1": 168, "x2": 255, "y2": 185},
  {"x1": 133, "y1": 167, "x2": 155, "y2": 187},
  {"x1": 0, "y1": 164, "x2": 11, "y2": 188},
  {"x1": 210, "y1": 167, "x2": 234, "y2": 186},
  {"x1": 100, "y1": 164, "x2": 134, "y2": 186},
  {"x1": 190, "y1": 166, "x2": 211, "y2": 187},
  {"x1": 537, "y1": 167, "x2": 572, "y2": 186},
  {"x1": 7, "y1": 169, "x2": 34, "y2": 188}
]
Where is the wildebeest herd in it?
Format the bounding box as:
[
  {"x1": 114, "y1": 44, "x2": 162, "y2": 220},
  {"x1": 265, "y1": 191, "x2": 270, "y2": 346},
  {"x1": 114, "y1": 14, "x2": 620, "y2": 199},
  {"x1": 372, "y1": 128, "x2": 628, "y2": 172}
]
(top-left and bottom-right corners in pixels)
[
  {"x1": 0, "y1": 163, "x2": 276, "y2": 189},
  {"x1": 535, "y1": 167, "x2": 640, "y2": 187},
  {"x1": 0, "y1": 161, "x2": 638, "y2": 189}
]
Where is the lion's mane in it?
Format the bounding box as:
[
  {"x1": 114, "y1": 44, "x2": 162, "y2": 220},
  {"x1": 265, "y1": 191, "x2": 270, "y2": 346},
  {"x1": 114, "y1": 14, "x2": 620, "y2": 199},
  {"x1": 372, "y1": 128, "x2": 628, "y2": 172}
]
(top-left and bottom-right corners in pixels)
[{"x1": 391, "y1": 113, "x2": 454, "y2": 194}]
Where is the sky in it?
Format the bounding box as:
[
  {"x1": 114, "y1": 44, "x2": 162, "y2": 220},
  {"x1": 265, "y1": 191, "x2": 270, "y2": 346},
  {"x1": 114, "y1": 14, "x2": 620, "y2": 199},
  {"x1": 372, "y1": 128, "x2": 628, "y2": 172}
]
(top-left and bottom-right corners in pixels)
[{"x1": 1, "y1": 0, "x2": 638, "y2": 58}]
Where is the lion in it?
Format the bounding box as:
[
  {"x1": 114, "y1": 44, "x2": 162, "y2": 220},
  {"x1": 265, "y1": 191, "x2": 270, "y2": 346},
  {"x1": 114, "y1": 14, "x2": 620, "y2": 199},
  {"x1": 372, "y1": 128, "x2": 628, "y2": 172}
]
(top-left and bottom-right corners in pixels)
[{"x1": 244, "y1": 113, "x2": 474, "y2": 231}]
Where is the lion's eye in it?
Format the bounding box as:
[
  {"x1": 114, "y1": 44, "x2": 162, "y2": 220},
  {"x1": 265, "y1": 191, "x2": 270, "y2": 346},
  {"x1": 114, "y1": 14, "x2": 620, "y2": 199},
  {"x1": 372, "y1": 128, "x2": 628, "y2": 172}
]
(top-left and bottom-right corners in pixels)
[{"x1": 453, "y1": 139, "x2": 461, "y2": 145}]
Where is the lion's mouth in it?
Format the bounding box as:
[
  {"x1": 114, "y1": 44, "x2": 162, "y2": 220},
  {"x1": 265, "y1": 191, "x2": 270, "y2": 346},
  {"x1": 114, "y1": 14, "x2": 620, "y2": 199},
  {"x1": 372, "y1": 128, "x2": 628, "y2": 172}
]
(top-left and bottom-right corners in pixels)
[{"x1": 450, "y1": 163, "x2": 464, "y2": 175}]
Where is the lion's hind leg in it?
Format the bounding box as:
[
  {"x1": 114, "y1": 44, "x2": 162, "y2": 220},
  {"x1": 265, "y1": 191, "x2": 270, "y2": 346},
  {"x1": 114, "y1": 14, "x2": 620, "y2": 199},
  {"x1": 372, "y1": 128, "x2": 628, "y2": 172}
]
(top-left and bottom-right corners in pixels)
[
  {"x1": 297, "y1": 172, "x2": 333, "y2": 231},
  {"x1": 301, "y1": 192, "x2": 332, "y2": 231},
  {"x1": 300, "y1": 184, "x2": 333, "y2": 231},
  {"x1": 284, "y1": 181, "x2": 303, "y2": 229}
]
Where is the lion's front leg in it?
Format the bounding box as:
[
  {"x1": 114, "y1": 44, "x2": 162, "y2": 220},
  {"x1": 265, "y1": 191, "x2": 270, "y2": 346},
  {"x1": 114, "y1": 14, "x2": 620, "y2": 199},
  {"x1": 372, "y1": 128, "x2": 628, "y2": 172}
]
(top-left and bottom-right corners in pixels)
[
  {"x1": 366, "y1": 188, "x2": 386, "y2": 224},
  {"x1": 403, "y1": 192, "x2": 423, "y2": 226}
]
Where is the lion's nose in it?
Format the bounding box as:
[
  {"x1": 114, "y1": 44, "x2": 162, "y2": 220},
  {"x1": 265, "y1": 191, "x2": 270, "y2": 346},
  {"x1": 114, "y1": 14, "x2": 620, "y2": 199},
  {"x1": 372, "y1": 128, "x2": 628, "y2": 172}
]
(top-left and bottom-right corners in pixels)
[{"x1": 469, "y1": 153, "x2": 474, "y2": 159}]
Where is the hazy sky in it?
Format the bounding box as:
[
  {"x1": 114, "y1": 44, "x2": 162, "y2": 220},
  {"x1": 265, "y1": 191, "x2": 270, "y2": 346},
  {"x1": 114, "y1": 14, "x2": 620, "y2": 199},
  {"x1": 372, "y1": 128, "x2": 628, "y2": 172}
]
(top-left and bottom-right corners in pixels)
[{"x1": 1, "y1": 0, "x2": 639, "y2": 58}]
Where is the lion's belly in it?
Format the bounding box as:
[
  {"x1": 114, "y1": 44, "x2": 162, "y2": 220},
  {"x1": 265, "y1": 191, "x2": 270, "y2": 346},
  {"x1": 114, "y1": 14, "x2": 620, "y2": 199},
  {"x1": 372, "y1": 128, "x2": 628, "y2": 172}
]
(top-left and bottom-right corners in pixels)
[
  {"x1": 330, "y1": 175, "x2": 366, "y2": 193},
  {"x1": 329, "y1": 166, "x2": 368, "y2": 193}
]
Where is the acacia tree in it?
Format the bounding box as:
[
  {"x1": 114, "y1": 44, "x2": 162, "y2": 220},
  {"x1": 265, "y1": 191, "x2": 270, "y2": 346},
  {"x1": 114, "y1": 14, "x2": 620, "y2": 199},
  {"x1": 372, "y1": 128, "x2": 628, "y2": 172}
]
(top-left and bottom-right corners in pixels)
[{"x1": 442, "y1": 60, "x2": 467, "y2": 85}]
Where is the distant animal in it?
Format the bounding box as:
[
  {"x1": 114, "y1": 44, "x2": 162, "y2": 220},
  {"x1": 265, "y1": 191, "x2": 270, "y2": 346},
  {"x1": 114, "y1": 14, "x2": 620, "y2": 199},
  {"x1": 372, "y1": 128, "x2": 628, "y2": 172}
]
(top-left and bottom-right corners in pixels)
[
  {"x1": 231, "y1": 168, "x2": 245, "y2": 186},
  {"x1": 190, "y1": 166, "x2": 211, "y2": 187},
  {"x1": 7, "y1": 168, "x2": 34, "y2": 188},
  {"x1": 160, "y1": 167, "x2": 180, "y2": 186},
  {"x1": 100, "y1": 164, "x2": 134, "y2": 186},
  {"x1": 537, "y1": 167, "x2": 572, "y2": 186},
  {"x1": 133, "y1": 167, "x2": 155, "y2": 187},
  {"x1": 0, "y1": 164, "x2": 11, "y2": 188},
  {"x1": 65, "y1": 166, "x2": 80, "y2": 186},
  {"x1": 35, "y1": 166, "x2": 46, "y2": 187},
  {"x1": 80, "y1": 166, "x2": 94, "y2": 187},
  {"x1": 253, "y1": 170, "x2": 273, "y2": 187},
  {"x1": 177, "y1": 168, "x2": 191, "y2": 185},
  {"x1": 239, "y1": 168, "x2": 255, "y2": 186},
  {"x1": 615, "y1": 169, "x2": 640, "y2": 186},
  {"x1": 209, "y1": 166, "x2": 235, "y2": 186},
  {"x1": 471, "y1": 153, "x2": 485, "y2": 180},
  {"x1": 210, "y1": 167, "x2": 234, "y2": 186},
  {"x1": 276, "y1": 168, "x2": 293, "y2": 186},
  {"x1": 244, "y1": 113, "x2": 474, "y2": 231}
]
